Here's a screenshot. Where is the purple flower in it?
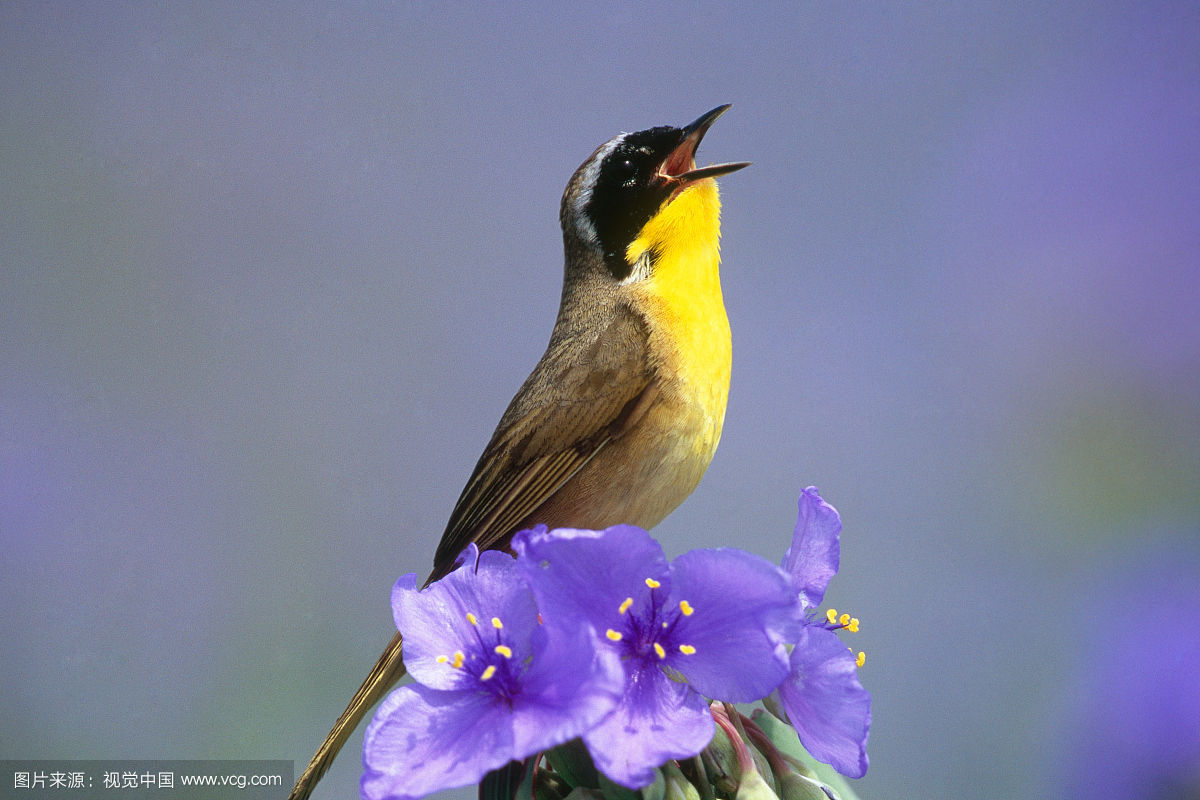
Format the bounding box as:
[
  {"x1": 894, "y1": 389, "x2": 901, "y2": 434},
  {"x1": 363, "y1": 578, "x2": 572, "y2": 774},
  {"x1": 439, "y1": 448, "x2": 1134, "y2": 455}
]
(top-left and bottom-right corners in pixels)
[
  {"x1": 774, "y1": 487, "x2": 871, "y2": 779},
  {"x1": 782, "y1": 486, "x2": 842, "y2": 611},
  {"x1": 360, "y1": 545, "x2": 623, "y2": 800},
  {"x1": 777, "y1": 624, "x2": 872, "y2": 779},
  {"x1": 513, "y1": 524, "x2": 802, "y2": 788}
]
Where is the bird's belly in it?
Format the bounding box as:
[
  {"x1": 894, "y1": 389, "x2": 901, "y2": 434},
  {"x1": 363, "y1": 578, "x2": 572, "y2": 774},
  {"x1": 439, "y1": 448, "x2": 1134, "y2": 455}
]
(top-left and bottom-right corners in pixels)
[{"x1": 527, "y1": 390, "x2": 725, "y2": 533}]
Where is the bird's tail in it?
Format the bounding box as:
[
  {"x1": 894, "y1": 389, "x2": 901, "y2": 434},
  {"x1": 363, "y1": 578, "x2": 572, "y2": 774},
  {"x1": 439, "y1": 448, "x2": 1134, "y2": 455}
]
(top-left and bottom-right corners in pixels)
[{"x1": 287, "y1": 630, "x2": 407, "y2": 800}]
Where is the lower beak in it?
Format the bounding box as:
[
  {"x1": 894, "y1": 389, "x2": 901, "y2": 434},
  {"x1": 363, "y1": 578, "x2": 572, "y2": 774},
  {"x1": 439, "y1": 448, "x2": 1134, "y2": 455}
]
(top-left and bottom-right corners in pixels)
[{"x1": 662, "y1": 104, "x2": 752, "y2": 184}]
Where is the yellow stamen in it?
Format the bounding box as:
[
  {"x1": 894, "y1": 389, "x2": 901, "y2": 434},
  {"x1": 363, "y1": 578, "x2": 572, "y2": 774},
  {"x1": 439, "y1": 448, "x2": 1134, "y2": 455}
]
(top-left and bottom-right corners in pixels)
[
  {"x1": 450, "y1": 651, "x2": 464, "y2": 669},
  {"x1": 618, "y1": 597, "x2": 634, "y2": 614},
  {"x1": 679, "y1": 600, "x2": 695, "y2": 616},
  {"x1": 826, "y1": 608, "x2": 838, "y2": 624},
  {"x1": 436, "y1": 655, "x2": 449, "y2": 664},
  {"x1": 606, "y1": 629, "x2": 623, "y2": 642},
  {"x1": 480, "y1": 665, "x2": 496, "y2": 681},
  {"x1": 654, "y1": 642, "x2": 666, "y2": 659},
  {"x1": 856, "y1": 651, "x2": 866, "y2": 668},
  {"x1": 645, "y1": 577, "x2": 661, "y2": 589},
  {"x1": 679, "y1": 644, "x2": 697, "y2": 655},
  {"x1": 494, "y1": 645, "x2": 513, "y2": 658},
  {"x1": 839, "y1": 612, "x2": 851, "y2": 627},
  {"x1": 491, "y1": 617, "x2": 503, "y2": 629},
  {"x1": 466, "y1": 613, "x2": 478, "y2": 626},
  {"x1": 847, "y1": 617, "x2": 860, "y2": 633}
]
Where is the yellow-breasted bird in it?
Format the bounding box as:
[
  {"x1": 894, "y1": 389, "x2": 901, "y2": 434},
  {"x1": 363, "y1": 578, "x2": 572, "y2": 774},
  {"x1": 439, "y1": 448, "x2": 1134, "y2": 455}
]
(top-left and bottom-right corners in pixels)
[{"x1": 288, "y1": 105, "x2": 748, "y2": 799}]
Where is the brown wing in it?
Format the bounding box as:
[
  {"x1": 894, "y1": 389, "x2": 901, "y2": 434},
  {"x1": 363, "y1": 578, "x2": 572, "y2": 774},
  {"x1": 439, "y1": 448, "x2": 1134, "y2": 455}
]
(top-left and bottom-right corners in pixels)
[{"x1": 428, "y1": 306, "x2": 655, "y2": 581}]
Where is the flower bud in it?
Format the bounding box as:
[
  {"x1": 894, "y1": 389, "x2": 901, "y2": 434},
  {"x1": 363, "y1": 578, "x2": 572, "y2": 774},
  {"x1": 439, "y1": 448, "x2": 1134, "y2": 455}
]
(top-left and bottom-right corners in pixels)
[
  {"x1": 704, "y1": 720, "x2": 740, "y2": 796},
  {"x1": 661, "y1": 761, "x2": 701, "y2": 800},
  {"x1": 747, "y1": 738, "x2": 778, "y2": 795},
  {"x1": 775, "y1": 766, "x2": 834, "y2": 800},
  {"x1": 735, "y1": 766, "x2": 780, "y2": 800}
]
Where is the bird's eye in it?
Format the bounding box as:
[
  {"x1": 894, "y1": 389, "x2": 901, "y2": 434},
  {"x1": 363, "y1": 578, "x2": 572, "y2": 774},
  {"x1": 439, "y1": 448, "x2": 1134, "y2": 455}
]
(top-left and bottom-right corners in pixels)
[{"x1": 610, "y1": 157, "x2": 637, "y2": 185}]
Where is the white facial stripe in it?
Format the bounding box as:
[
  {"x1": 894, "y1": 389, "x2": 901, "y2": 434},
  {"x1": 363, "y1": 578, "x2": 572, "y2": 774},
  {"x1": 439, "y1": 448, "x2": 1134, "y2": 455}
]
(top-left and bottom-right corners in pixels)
[
  {"x1": 571, "y1": 134, "x2": 626, "y2": 246},
  {"x1": 620, "y1": 249, "x2": 654, "y2": 285}
]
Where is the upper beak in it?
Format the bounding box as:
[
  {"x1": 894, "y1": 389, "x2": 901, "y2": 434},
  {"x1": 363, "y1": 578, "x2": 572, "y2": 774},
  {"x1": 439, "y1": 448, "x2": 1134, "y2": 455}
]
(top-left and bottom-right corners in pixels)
[{"x1": 661, "y1": 104, "x2": 752, "y2": 184}]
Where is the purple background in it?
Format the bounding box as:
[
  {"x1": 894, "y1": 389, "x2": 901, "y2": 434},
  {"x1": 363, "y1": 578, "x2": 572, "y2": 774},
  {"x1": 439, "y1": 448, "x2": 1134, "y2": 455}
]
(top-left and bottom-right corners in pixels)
[{"x1": 3, "y1": 3, "x2": 1198, "y2": 798}]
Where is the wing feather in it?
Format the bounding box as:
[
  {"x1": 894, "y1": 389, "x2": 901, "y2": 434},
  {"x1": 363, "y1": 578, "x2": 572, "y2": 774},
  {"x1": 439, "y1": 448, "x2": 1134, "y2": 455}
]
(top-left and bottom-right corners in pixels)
[{"x1": 429, "y1": 307, "x2": 653, "y2": 579}]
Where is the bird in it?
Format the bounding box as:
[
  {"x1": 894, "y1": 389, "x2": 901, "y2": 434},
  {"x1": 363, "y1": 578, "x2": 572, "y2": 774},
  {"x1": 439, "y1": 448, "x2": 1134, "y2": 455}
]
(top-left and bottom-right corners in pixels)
[{"x1": 288, "y1": 105, "x2": 749, "y2": 800}]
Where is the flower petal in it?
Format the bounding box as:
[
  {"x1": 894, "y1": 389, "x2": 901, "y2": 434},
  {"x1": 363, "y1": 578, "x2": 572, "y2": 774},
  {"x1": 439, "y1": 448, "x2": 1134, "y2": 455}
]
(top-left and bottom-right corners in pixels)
[
  {"x1": 513, "y1": 524, "x2": 670, "y2": 631},
  {"x1": 509, "y1": 615, "x2": 625, "y2": 755},
  {"x1": 583, "y1": 665, "x2": 714, "y2": 789},
  {"x1": 360, "y1": 683, "x2": 515, "y2": 800},
  {"x1": 395, "y1": 545, "x2": 537, "y2": 690},
  {"x1": 666, "y1": 547, "x2": 801, "y2": 701},
  {"x1": 781, "y1": 487, "x2": 842, "y2": 610},
  {"x1": 776, "y1": 625, "x2": 871, "y2": 778},
  {"x1": 389, "y1": 573, "x2": 419, "y2": 632}
]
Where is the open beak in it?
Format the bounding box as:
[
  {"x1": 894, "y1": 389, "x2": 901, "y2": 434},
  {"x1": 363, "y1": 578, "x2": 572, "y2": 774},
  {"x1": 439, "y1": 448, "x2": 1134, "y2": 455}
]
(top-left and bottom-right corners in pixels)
[{"x1": 660, "y1": 104, "x2": 752, "y2": 185}]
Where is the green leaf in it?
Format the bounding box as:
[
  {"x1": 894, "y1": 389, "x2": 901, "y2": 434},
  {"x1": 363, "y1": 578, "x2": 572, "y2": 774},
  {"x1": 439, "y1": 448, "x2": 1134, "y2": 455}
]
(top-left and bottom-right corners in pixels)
[
  {"x1": 480, "y1": 760, "x2": 529, "y2": 800},
  {"x1": 517, "y1": 755, "x2": 540, "y2": 800},
  {"x1": 562, "y1": 789, "x2": 607, "y2": 800},
  {"x1": 546, "y1": 739, "x2": 601, "y2": 790}
]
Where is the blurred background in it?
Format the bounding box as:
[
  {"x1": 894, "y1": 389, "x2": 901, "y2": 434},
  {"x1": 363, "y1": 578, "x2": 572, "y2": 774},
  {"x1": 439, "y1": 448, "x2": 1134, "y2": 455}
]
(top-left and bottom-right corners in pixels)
[{"x1": 3, "y1": 2, "x2": 1198, "y2": 798}]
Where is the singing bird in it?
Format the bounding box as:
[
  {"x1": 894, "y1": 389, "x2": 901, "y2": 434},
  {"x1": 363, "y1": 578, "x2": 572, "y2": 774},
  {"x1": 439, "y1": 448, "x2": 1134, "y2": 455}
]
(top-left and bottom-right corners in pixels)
[{"x1": 288, "y1": 105, "x2": 748, "y2": 799}]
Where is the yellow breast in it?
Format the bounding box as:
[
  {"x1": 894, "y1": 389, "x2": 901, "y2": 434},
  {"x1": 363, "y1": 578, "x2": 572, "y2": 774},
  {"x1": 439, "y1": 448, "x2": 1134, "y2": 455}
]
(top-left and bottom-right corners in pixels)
[{"x1": 625, "y1": 179, "x2": 732, "y2": 459}]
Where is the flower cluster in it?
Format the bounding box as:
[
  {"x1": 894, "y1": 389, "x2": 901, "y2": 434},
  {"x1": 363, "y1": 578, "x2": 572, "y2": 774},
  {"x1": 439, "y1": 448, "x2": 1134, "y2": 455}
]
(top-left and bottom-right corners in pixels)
[{"x1": 361, "y1": 488, "x2": 870, "y2": 800}]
